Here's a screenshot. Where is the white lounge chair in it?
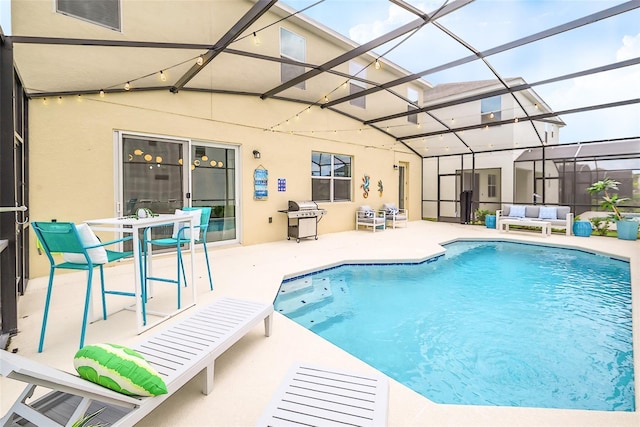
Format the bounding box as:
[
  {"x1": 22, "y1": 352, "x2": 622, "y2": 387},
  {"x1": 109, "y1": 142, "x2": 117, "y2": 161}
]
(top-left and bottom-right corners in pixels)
[
  {"x1": 355, "y1": 205, "x2": 386, "y2": 232},
  {"x1": 257, "y1": 362, "x2": 389, "y2": 427},
  {"x1": 381, "y1": 203, "x2": 408, "y2": 229},
  {"x1": 0, "y1": 297, "x2": 273, "y2": 426}
]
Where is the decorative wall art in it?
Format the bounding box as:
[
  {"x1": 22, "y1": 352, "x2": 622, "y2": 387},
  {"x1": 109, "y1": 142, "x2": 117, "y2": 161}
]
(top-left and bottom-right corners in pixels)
[
  {"x1": 277, "y1": 178, "x2": 286, "y2": 192},
  {"x1": 254, "y1": 166, "x2": 268, "y2": 200},
  {"x1": 361, "y1": 174, "x2": 370, "y2": 198}
]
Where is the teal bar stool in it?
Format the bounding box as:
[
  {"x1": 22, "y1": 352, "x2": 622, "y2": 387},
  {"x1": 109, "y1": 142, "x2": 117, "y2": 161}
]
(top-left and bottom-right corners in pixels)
[
  {"x1": 143, "y1": 207, "x2": 214, "y2": 317},
  {"x1": 32, "y1": 222, "x2": 134, "y2": 352}
]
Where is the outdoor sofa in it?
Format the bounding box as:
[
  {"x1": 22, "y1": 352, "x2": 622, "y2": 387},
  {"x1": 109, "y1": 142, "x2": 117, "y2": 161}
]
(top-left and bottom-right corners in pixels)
[{"x1": 496, "y1": 204, "x2": 574, "y2": 236}]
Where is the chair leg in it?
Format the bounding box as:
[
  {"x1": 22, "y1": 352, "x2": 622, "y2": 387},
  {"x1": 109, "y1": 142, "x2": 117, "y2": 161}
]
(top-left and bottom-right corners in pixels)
[
  {"x1": 202, "y1": 243, "x2": 214, "y2": 291},
  {"x1": 179, "y1": 250, "x2": 188, "y2": 287},
  {"x1": 99, "y1": 265, "x2": 108, "y2": 320},
  {"x1": 79, "y1": 269, "x2": 94, "y2": 349},
  {"x1": 176, "y1": 244, "x2": 182, "y2": 309},
  {"x1": 37, "y1": 268, "x2": 56, "y2": 353}
]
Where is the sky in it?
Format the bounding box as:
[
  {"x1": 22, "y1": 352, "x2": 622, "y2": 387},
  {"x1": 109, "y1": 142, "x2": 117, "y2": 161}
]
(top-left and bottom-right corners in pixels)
[{"x1": 283, "y1": 0, "x2": 640, "y2": 144}]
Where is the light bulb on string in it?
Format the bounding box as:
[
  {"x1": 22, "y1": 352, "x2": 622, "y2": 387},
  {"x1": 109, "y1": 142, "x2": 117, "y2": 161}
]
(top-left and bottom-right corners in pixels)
[
  {"x1": 99, "y1": 89, "x2": 105, "y2": 97},
  {"x1": 374, "y1": 59, "x2": 381, "y2": 70},
  {"x1": 124, "y1": 82, "x2": 131, "y2": 91},
  {"x1": 253, "y1": 32, "x2": 261, "y2": 46},
  {"x1": 160, "y1": 71, "x2": 167, "y2": 81},
  {"x1": 196, "y1": 56, "x2": 204, "y2": 66}
]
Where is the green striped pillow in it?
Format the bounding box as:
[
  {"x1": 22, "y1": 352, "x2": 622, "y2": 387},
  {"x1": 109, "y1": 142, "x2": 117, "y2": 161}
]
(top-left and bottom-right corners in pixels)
[{"x1": 74, "y1": 343, "x2": 167, "y2": 397}]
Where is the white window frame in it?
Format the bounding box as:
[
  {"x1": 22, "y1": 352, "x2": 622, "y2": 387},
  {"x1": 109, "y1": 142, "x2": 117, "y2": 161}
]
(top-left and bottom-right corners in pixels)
[
  {"x1": 311, "y1": 152, "x2": 352, "y2": 202},
  {"x1": 56, "y1": 0, "x2": 122, "y2": 32}
]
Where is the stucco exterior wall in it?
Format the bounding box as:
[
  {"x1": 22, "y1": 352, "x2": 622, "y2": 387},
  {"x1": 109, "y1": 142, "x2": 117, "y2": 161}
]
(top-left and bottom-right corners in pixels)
[{"x1": 27, "y1": 90, "x2": 420, "y2": 277}]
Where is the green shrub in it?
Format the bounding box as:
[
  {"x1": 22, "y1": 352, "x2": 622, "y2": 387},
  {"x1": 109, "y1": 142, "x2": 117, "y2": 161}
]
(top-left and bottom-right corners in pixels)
[
  {"x1": 475, "y1": 209, "x2": 494, "y2": 223},
  {"x1": 590, "y1": 216, "x2": 612, "y2": 236}
]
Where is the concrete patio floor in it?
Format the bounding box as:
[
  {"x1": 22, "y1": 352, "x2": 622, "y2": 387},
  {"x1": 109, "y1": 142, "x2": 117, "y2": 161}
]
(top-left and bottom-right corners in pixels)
[{"x1": 2, "y1": 220, "x2": 639, "y2": 426}]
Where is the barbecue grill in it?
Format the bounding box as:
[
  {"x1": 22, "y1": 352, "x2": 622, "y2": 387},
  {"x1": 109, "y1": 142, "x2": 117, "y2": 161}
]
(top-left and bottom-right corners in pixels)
[{"x1": 279, "y1": 201, "x2": 326, "y2": 242}]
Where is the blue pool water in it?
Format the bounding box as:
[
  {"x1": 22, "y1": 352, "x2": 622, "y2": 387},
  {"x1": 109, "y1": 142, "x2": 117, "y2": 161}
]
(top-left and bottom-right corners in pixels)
[{"x1": 274, "y1": 240, "x2": 635, "y2": 411}]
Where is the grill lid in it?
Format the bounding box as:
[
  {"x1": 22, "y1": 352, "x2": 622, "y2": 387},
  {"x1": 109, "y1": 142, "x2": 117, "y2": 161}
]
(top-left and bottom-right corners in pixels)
[{"x1": 288, "y1": 200, "x2": 318, "y2": 211}]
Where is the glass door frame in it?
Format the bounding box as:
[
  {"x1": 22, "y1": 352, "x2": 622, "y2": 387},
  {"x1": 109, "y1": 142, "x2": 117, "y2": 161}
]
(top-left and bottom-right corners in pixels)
[
  {"x1": 114, "y1": 131, "x2": 241, "y2": 246},
  {"x1": 115, "y1": 130, "x2": 191, "y2": 217}
]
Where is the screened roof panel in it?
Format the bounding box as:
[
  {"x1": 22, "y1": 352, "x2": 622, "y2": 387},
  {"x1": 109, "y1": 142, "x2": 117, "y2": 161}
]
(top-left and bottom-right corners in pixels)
[
  {"x1": 515, "y1": 139, "x2": 640, "y2": 162},
  {"x1": 6, "y1": 0, "x2": 639, "y2": 157}
]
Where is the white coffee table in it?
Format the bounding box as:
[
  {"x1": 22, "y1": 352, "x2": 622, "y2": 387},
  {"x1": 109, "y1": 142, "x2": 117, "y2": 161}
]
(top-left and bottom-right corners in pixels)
[{"x1": 499, "y1": 218, "x2": 551, "y2": 237}]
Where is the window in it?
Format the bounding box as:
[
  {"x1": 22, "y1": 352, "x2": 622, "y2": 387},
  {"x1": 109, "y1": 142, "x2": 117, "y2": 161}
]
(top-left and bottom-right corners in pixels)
[
  {"x1": 349, "y1": 62, "x2": 366, "y2": 109},
  {"x1": 407, "y1": 87, "x2": 419, "y2": 124},
  {"x1": 488, "y1": 174, "x2": 497, "y2": 198},
  {"x1": 481, "y1": 96, "x2": 501, "y2": 124},
  {"x1": 311, "y1": 152, "x2": 352, "y2": 202},
  {"x1": 280, "y1": 28, "x2": 306, "y2": 90},
  {"x1": 57, "y1": 0, "x2": 121, "y2": 31}
]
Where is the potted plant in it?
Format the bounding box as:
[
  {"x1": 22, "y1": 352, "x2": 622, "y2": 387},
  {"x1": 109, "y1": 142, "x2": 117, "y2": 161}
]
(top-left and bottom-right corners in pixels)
[{"x1": 587, "y1": 178, "x2": 638, "y2": 240}]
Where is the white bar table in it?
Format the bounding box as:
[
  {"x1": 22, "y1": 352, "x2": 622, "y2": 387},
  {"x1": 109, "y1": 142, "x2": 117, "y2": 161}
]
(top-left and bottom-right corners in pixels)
[{"x1": 85, "y1": 214, "x2": 196, "y2": 334}]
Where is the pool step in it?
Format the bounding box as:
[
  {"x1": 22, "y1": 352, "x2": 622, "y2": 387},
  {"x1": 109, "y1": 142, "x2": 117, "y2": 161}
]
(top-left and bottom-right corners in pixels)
[
  {"x1": 276, "y1": 277, "x2": 352, "y2": 329},
  {"x1": 276, "y1": 277, "x2": 333, "y2": 316}
]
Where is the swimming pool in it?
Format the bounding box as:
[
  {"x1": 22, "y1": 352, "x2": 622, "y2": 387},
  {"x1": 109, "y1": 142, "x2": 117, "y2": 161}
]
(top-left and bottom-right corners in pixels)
[{"x1": 274, "y1": 240, "x2": 635, "y2": 411}]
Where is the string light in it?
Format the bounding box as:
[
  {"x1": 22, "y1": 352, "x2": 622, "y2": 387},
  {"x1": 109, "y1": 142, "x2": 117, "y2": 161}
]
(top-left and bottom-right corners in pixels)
[
  {"x1": 253, "y1": 32, "x2": 261, "y2": 46},
  {"x1": 99, "y1": 89, "x2": 105, "y2": 97},
  {"x1": 196, "y1": 56, "x2": 204, "y2": 66},
  {"x1": 43, "y1": 98, "x2": 48, "y2": 105},
  {"x1": 57, "y1": 96, "x2": 62, "y2": 104},
  {"x1": 514, "y1": 117, "x2": 519, "y2": 123},
  {"x1": 124, "y1": 82, "x2": 131, "y2": 91},
  {"x1": 160, "y1": 70, "x2": 167, "y2": 81},
  {"x1": 374, "y1": 59, "x2": 381, "y2": 70},
  {"x1": 323, "y1": 95, "x2": 329, "y2": 103}
]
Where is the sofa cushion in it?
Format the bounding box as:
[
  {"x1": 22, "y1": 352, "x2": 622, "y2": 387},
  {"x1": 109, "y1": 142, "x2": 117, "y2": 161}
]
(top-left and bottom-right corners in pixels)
[
  {"x1": 358, "y1": 206, "x2": 374, "y2": 218},
  {"x1": 538, "y1": 206, "x2": 558, "y2": 220},
  {"x1": 556, "y1": 206, "x2": 570, "y2": 219},
  {"x1": 525, "y1": 205, "x2": 540, "y2": 218},
  {"x1": 509, "y1": 205, "x2": 526, "y2": 218},
  {"x1": 172, "y1": 209, "x2": 201, "y2": 241},
  {"x1": 63, "y1": 223, "x2": 109, "y2": 265}
]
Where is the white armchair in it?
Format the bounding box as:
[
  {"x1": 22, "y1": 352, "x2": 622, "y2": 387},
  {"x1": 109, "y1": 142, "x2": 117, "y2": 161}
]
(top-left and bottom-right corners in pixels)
[
  {"x1": 355, "y1": 205, "x2": 386, "y2": 232},
  {"x1": 382, "y1": 203, "x2": 408, "y2": 229}
]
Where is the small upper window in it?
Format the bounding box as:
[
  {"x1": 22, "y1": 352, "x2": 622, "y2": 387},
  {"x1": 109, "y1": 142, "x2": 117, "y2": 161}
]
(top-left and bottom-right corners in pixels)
[
  {"x1": 57, "y1": 0, "x2": 121, "y2": 31},
  {"x1": 280, "y1": 28, "x2": 306, "y2": 90},
  {"x1": 407, "y1": 87, "x2": 419, "y2": 124},
  {"x1": 349, "y1": 62, "x2": 366, "y2": 109},
  {"x1": 481, "y1": 96, "x2": 501, "y2": 124}
]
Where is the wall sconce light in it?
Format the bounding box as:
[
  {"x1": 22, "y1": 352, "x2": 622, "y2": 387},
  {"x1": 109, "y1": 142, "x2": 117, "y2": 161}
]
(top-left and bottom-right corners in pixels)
[
  {"x1": 393, "y1": 164, "x2": 399, "y2": 170},
  {"x1": 253, "y1": 150, "x2": 261, "y2": 159}
]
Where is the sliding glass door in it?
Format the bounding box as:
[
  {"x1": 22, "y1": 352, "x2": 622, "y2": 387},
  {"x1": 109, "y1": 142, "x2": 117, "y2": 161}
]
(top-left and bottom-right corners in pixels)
[
  {"x1": 191, "y1": 143, "x2": 237, "y2": 242},
  {"x1": 118, "y1": 132, "x2": 239, "y2": 246}
]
